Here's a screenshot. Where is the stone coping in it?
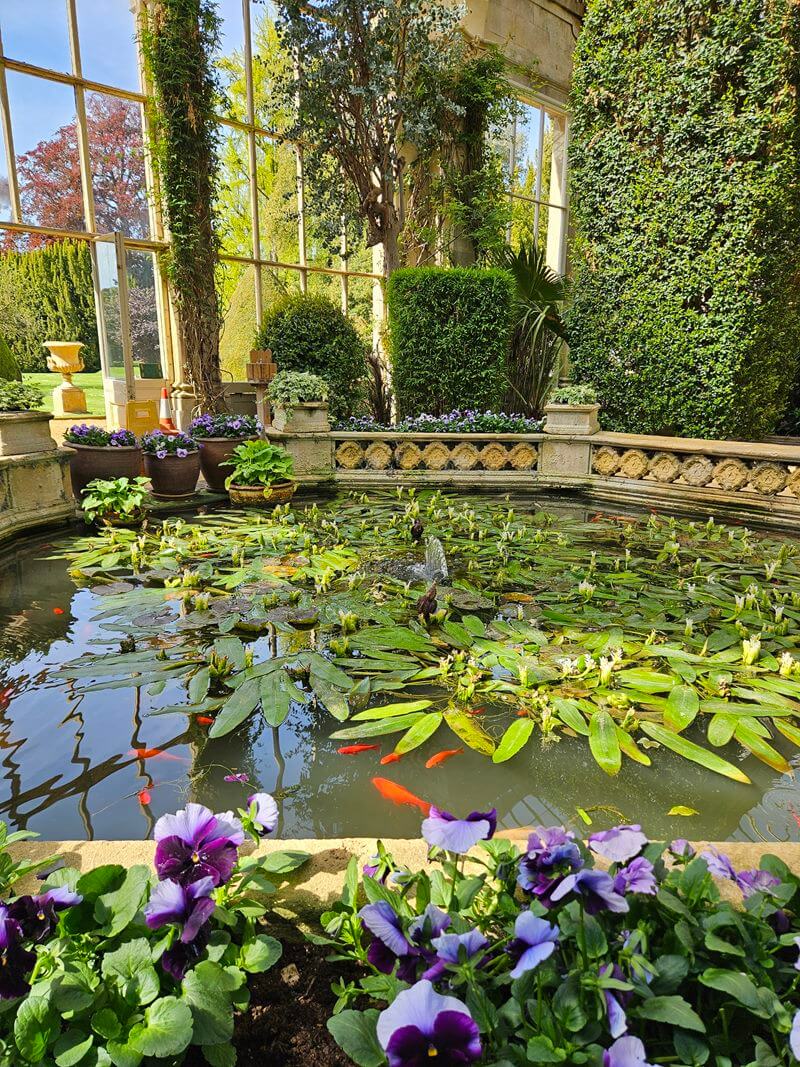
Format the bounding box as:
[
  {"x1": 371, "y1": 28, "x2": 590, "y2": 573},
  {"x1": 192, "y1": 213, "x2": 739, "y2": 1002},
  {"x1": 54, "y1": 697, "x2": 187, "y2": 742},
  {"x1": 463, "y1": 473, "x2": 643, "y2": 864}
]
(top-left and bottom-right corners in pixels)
[
  {"x1": 10, "y1": 837, "x2": 800, "y2": 925},
  {"x1": 332, "y1": 431, "x2": 545, "y2": 442}
]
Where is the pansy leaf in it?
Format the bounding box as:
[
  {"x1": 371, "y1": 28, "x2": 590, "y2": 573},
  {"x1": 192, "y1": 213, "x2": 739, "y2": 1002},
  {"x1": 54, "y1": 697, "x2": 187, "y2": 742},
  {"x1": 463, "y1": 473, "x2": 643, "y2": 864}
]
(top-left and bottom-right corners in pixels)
[
  {"x1": 326, "y1": 1009, "x2": 384, "y2": 1067},
  {"x1": 182, "y1": 962, "x2": 235, "y2": 1045},
  {"x1": 129, "y1": 996, "x2": 193, "y2": 1057},
  {"x1": 636, "y1": 995, "x2": 705, "y2": 1032},
  {"x1": 14, "y1": 996, "x2": 59, "y2": 1063}
]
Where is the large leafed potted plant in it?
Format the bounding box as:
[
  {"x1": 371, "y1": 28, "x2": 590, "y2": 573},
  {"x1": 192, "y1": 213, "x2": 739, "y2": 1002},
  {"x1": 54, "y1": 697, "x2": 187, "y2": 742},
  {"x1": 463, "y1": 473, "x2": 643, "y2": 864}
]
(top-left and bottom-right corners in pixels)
[
  {"x1": 269, "y1": 370, "x2": 330, "y2": 433},
  {"x1": 63, "y1": 423, "x2": 142, "y2": 499},
  {"x1": 81, "y1": 476, "x2": 150, "y2": 527},
  {"x1": 187, "y1": 412, "x2": 261, "y2": 491},
  {"x1": 141, "y1": 430, "x2": 200, "y2": 499},
  {"x1": 0, "y1": 381, "x2": 56, "y2": 458},
  {"x1": 221, "y1": 439, "x2": 295, "y2": 507},
  {"x1": 544, "y1": 383, "x2": 601, "y2": 435}
]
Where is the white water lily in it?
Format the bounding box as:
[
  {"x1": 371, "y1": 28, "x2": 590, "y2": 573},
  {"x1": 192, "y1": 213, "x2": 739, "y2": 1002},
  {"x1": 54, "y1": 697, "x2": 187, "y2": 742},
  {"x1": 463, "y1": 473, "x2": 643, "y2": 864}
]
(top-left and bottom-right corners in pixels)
[
  {"x1": 765, "y1": 561, "x2": 779, "y2": 579},
  {"x1": 684, "y1": 618, "x2": 694, "y2": 637},
  {"x1": 741, "y1": 636, "x2": 761, "y2": 666},
  {"x1": 774, "y1": 604, "x2": 785, "y2": 622},
  {"x1": 734, "y1": 594, "x2": 746, "y2": 615}
]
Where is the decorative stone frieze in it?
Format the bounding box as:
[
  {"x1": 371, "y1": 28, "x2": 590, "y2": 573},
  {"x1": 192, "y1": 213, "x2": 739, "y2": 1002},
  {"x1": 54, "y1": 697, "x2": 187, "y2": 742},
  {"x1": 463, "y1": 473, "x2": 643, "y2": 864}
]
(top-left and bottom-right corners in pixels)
[{"x1": 332, "y1": 434, "x2": 539, "y2": 473}]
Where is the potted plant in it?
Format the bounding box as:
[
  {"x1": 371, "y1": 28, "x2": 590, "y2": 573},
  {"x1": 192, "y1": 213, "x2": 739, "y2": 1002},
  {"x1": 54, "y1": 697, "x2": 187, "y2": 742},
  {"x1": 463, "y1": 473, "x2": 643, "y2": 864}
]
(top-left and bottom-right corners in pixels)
[
  {"x1": 187, "y1": 412, "x2": 261, "y2": 492},
  {"x1": 141, "y1": 429, "x2": 200, "y2": 499},
  {"x1": 63, "y1": 424, "x2": 142, "y2": 499},
  {"x1": 544, "y1": 383, "x2": 601, "y2": 435},
  {"x1": 81, "y1": 476, "x2": 150, "y2": 527},
  {"x1": 268, "y1": 370, "x2": 330, "y2": 433},
  {"x1": 221, "y1": 439, "x2": 295, "y2": 507},
  {"x1": 0, "y1": 381, "x2": 56, "y2": 458}
]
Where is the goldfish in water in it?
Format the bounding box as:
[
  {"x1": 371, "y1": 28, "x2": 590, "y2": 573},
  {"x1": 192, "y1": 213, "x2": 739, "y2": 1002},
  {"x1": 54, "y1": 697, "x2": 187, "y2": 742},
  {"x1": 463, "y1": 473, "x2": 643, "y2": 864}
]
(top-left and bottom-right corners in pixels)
[
  {"x1": 128, "y1": 747, "x2": 186, "y2": 762},
  {"x1": 424, "y1": 747, "x2": 463, "y2": 769},
  {"x1": 380, "y1": 752, "x2": 403, "y2": 765},
  {"x1": 0, "y1": 687, "x2": 12, "y2": 710},
  {"x1": 53, "y1": 607, "x2": 64, "y2": 615},
  {"x1": 470, "y1": 706, "x2": 486, "y2": 716},
  {"x1": 371, "y1": 777, "x2": 431, "y2": 815},
  {"x1": 337, "y1": 744, "x2": 380, "y2": 755},
  {"x1": 137, "y1": 789, "x2": 151, "y2": 805},
  {"x1": 516, "y1": 709, "x2": 531, "y2": 717},
  {"x1": 196, "y1": 716, "x2": 214, "y2": 725},
  {"x1": 790, "y1": 803, "x2": 800, "y2": 830}
]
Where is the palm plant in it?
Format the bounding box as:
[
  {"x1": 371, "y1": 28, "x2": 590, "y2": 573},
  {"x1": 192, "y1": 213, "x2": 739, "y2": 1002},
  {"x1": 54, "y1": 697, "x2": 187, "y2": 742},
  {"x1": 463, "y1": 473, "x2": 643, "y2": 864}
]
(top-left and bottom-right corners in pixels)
[{"x1": 494, "y1": 243, "x2": 568, "y2": 416}]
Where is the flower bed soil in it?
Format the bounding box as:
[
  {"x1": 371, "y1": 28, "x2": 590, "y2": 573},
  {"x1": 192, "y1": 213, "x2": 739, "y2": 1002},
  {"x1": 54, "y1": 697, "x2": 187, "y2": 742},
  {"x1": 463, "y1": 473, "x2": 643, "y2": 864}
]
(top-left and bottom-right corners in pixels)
[{"x1": 184, "y1": 938, "x2": 359, "y2": 1067}]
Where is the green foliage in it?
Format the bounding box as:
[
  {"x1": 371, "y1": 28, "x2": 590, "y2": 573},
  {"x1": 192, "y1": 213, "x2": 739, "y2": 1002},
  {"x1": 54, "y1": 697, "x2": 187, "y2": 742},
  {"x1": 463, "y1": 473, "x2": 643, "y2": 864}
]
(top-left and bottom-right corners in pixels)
[
  {"x1": 0, "y1": 337, "x2": 20, "y2": 382},
  {"x1": 269, "y1": 370, "x2": 329, "y2": 413},
  {"x1": 254, "y1": 294, "x2": 367, "y2": 420},
  {"x1": 82, "y1": 477, "x2": 150, "y2": 524},
  {"x1": 568, "y1": 0, "x2": 800, "y2": 439},
  {"x1": 550, "y1": 383, "x2": 598, "y2": 406},
  {"x1": 387, "y1": 266, "x2": 513, "y2": 417},
  {"x1": 221, "y1": 440, "x2": 294, "y2": 488},
  {"x1": 0, "y1": 242, "x2": 99, "y2": 373},
  {"x1": 218, "y1": 265, "x2": 289, "y2": 382},
  {"x1": 0, "y1": 381, "x2": 43, "y2": 412}
]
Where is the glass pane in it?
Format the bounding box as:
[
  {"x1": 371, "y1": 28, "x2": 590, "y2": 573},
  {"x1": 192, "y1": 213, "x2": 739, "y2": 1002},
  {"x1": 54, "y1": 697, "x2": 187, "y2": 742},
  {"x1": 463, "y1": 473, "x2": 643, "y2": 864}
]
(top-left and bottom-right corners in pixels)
[
  {"x1": 75, "y1": 0, "x2": 140, "y2": 92},
  {"x1": 127, "y1": 249, "x2": 162, "y2": 377},
  {"x1": 6, "y1": 72, "x2": 85, "y2": 232},
  {"x1": 96, "y1": 238, "x2": 124, "y2": 378},
  {"x1": 214, "y1": 0, "x2": 245, "y2": 121},
  {"x1": 252, "y1": 6, "x2": 292, "y2": 137},
  {"x1": 0, "y1": 118, "x2": 11, "y2": 221},
  {"x1": 85, "y1": 91, "x2": 149, "y2": 238},
  {"x1": 216, "y1": 124, "x2": 252, "y2": 256},
  {"x1": 218, "y1": 260, "x2": 294, "y2": 380},
  {"x1": 257, "y1": 138, "x2": 298, "y2": 262},
  {"x1": 1, "y1": 0, "x2": 72, "y2": 73}
]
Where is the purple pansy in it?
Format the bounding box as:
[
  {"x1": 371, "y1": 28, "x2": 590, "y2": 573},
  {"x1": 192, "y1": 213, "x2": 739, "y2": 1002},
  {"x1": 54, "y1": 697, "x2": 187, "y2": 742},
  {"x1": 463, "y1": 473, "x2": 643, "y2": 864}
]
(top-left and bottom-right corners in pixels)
[
  {"x1": 176, "y1": 447, "x2": 188, "y2": 458},
  {"x1": 154, "y1": 802, "x2": 244, "y2": 887},
  {"x1": 0, "y1": 906, "x2": 35, "y2": 999},
  {"x1": 669, "y1": 839, "x2": 694, "y2": 859},
  {"x1": 550, "y1": 868, "x2": 630, "y2": 915},
  {"x1": 517, "y1": 827, "x2": 584, "y2": 906},
  {"x1": 700, "y1": 849, "x2": 737, "y2": 880},
  {"x1": 603, "y1": 1036, "x2": 654, "y2": 1067},
  {"x1": 360, "y1": 901, "x2": 419, "y2": 980},
  {"x1": 145, "y1": 876, "x2": 216, "y2": 943},
  {"x1": 421, "y1": 806, "x2": 497, "y2": 854},
  {"x1": 156, "y1": 448, "x2": 168, "y2": 459},
  {"x1": 248, "y1": 792, "x2": 279, "y2": 835},
  {"x1": 614, "y1": 857, "x2": 657, "y2": 896},
  {"x1": 376, "y1": 980, "x2": 481, "y2": 1067},
  {"x1": 791, "y1": 1011, "x2": 800, "y2": 1060},
  {"x1": 601, "y1": 964, "x2": 630, "y2": 1038},
  {"x1": 8, "y1": 885, "x2": 82, "y2": 942},
  {"x1": 508, "y1": 911, "x2": 559, "y2": 979},
  {"x1": 735, "y1": 869, "x2": 781, "y2": 898},
  {"x1": 794, "y1": 936, "x2": 800, "y2": 971},
  {"x1": 589, "y1": 825, "x2": 648, "y2": 864},
  {"x1": 224, "y1": 773, "x2": 249, "y2": 783},
  {"x1": 424, "y1": 928, "x2": 489, "y2": 981}
]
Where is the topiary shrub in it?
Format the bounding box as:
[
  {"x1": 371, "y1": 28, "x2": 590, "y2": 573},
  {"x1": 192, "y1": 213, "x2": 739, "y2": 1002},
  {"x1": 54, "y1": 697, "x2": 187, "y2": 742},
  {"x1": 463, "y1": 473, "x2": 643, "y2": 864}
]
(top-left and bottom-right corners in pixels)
[
  {"x1": 254, "y1": 294, "x2": 367, "y2": 421},
  {"x1": 568, "y1": 0, "x2": 800, "y2": 439},
  {"x1": 387, "y1": 266, "x2": 513, "y2": 417},
  {"x1": 0, "y1": 337, "x2": 21, "y2": 382}
]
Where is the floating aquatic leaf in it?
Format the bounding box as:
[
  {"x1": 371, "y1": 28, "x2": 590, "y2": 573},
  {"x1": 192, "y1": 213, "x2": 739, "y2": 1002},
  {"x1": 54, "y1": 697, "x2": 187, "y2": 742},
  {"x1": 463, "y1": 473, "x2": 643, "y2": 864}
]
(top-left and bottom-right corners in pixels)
[
  {"x1": 664, "y1": 685, "x2": 700, "y2": 732},
  {"x1": 394, "y1": 713, "x2": 444, "y2": 755},
  {"x1": 640, "y1": 722, "x2": 750, "y2": 783},
  {"x1": 352, "y1": 700, "x2": 434, "y2": 721},
  {"x1": 445, "y1": 711, "x2": 496, "y2": 756},
  {"x1": 668, "y1": 806, "x2": 699, "y2": 817},
  {"x1": 493, "y1": 718, "x2": 535, "y2": 763},
  {"x1": 589, "y1": 711, "x2": 621, "y2": 776},
  {"x1": 330, "y1": 713, "x2": 427, "y2": 740}
]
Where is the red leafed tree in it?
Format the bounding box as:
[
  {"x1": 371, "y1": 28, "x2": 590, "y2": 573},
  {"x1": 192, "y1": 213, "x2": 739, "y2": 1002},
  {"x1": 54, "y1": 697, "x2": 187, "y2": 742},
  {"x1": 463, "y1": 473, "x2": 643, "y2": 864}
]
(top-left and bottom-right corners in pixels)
[{"x1": 9, "y1": 95, "x2": 148, "y2": 248}]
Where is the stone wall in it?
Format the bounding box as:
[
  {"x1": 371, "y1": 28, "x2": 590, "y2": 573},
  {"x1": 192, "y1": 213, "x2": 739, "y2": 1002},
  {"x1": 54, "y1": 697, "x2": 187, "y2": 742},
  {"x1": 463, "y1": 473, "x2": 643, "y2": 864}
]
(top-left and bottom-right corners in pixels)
[{"x1": 0, "y1": 414, "x2": 75, "y2": 545}]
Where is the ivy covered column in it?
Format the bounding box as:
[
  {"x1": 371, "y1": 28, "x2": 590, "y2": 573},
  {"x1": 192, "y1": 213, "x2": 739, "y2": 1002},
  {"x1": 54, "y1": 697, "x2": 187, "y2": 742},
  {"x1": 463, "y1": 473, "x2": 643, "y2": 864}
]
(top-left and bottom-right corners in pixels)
[{"x1": 142, "y1": 0, "x2": 224, "y2": 414}]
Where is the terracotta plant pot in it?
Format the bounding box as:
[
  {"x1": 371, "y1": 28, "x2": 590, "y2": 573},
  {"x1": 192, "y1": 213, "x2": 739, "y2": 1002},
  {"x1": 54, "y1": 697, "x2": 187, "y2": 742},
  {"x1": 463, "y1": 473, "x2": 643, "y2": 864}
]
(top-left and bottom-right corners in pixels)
[
  {"x1": 227, "y1": 480, "x2": 296, "y2": 508},
  {"x1": 69, "y1": 444, "x2": 143, "y2": 499},
  {"x1": 197, "y1": 436, "x2": 257, "y2": 492},
  {"x1": 144, "y1": 452, "x2": 200, "y2": 499}
]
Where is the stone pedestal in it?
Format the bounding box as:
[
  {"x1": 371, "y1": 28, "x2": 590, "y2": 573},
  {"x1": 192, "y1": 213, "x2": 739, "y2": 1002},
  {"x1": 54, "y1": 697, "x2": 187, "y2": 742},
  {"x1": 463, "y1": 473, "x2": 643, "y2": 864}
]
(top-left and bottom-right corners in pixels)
[
  {"x1": 0, "y1": 412, "x2": 58, "y2": 458},
  {"x1": 51, "y1": 381, "x2": 88, "y2": 417},
  {"x1": 266, "y1": 428, "x2": 334, "y2": 485}
]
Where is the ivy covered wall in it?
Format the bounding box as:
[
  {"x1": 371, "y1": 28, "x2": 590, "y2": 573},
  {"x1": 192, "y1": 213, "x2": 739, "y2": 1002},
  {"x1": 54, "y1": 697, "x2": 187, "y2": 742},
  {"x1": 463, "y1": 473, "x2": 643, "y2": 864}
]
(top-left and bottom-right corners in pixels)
[{"x1": 568, "y1": 0, "x2": 800, "y2": 439}]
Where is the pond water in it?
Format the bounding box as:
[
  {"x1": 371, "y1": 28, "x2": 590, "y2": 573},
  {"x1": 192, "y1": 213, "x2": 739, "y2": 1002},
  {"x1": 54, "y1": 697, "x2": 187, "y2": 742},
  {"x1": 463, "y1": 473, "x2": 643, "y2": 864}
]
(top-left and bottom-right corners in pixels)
[{"x1": 0, "y1": 490, "x2": 799, "y2": 844}]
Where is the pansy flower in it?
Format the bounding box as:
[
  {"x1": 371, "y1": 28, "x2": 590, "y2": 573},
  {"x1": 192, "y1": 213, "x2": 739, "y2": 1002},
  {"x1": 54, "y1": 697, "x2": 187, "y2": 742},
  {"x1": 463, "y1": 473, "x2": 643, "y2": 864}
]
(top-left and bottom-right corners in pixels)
[
  {"x1": 145, "y1": 876, "x2": 216, "y2": 941},
  {"x1": 8, "y1": 885, "x2": 82, "y2": 942},
  {"x1": 376, "y1": 980, "x2": 481, "y2": 1067},
  {"x1": 508, "y1": 911, "x2": 559, "y2": 979},
  {"x1": 154, "y1": 802, "x2": 244, "y2": 887},
  {"x1": 423, "y1": 928, "x2": 489, "y2": 981},
  {"x1": 589, "y1": 825, "x2": 647, "y2": 864},
  {"x1": 668, "y1": 839, "x2": 694, "y2": 859},
  {"x1": 550, "y1": 868, "x2": 629, "y2": 915},
  {"x1": 614, "y1": 857, "x2": 657, "y2": 896},
  {"x1": 421, "y1": 806, "x2": 497, "y2": 854},
  {"x1": 700, "y1": 849, "x2": 737, "y2": 881},
  {"x1": 359, "y1": 901, "x2": 419, "y2": 981},
  {"x1": 517, "y1": 826, "x2": 584, "y2": 905},
  {"x1": 735, "y1": 869, "x2": 781, "y2": 898},
  {"x1": 0, "y1": 906, "x2": 35, "y2": 999},
  {"x1": 601, "y1": 963, "x2": 631, "y2": 1038},
  {"x1": 603, "y1": 1035, "x2": 654, "y2": 1067},
  {"x1": 247, "y1": 792, "x2": 279, "y2": 835}
]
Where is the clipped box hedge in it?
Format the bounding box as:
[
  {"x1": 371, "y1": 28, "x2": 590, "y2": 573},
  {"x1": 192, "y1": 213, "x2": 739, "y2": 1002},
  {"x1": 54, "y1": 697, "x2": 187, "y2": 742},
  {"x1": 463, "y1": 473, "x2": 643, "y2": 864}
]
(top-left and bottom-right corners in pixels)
[
  {"x1": 387, "y1": 266, "x2": 513, "y2": 418},
  {"x1": 568, "y1": 0, "x2": 800, "y2": 439}
]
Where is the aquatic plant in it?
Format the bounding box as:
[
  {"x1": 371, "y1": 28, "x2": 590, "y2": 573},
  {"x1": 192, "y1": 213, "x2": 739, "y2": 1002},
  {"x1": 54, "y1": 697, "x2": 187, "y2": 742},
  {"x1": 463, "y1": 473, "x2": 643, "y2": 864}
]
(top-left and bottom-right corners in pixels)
[
  {"x1": 322, "y1": 813, "x2": 800, "y2": 1066},
  {"x1": 220, "y1": 440, "x2": 293, "y2": 488},
  {"x1": 82, "y1": 476, "x2": 150, "y2": 525},
  {"x1": 55, "y1": 489, "x2": 800, "y2": 784}
]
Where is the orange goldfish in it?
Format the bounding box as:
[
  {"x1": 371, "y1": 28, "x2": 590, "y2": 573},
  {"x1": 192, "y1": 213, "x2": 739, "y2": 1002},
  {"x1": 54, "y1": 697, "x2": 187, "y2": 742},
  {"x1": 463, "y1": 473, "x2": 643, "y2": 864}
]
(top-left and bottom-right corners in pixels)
[
  {"x1": 196, "y1": 716, "x2": 214, "y2": 725},
  {"x1": 337, "y1": 744, "x2": 380, "y2": 755},
  {"x1": 53, "y1": 607, "x2": 64, "y2": 615},
  {"x1": 425, "y1": 748, "x2": 463, "y2": 769},
  {"x1": 470, "y1": 706, "x2": 486, "y2": 716},
  {"x1": 128, "y1": 747, "x2": 186, "y2": 762},
  {"x1": 516, "y1": 709, "x2": 531, "y2": 717},
  {"x1": 380, "y1": 752, "x2": 404, "y2": 765},
  {"x1": 371, "y1": 777, "x2": 431, "y2": 815}
]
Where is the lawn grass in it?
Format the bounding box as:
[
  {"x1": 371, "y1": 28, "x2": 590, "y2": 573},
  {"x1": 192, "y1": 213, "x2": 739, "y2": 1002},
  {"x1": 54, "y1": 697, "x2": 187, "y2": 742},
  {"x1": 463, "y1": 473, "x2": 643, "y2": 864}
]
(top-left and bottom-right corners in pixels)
[{"x1": 23, "y1": 372, "x2": 107, "y2": 417}]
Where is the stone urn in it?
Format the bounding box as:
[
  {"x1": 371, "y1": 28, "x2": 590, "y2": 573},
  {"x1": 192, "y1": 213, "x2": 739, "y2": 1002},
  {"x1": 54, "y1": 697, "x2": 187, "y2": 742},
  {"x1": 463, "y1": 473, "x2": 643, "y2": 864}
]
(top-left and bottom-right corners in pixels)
[{"x1": 44, "y1": 341, "x2": 88, "y2": 416}]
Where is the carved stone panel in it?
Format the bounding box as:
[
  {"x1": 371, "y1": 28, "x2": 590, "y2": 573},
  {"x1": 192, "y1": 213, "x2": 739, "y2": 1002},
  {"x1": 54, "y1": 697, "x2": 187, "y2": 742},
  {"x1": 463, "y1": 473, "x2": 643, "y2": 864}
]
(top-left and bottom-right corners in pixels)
[
  {"x1": 648, "y1": 452, "x2": 681, "y2": 483},
  {"x1": 364, "y1": 441, "x2": 393, "y2": 470},
  {"x1": 335, "y1": 441, "x2": 364, "y2": 469},
  {"x1": 680, "y1": 454, "x2": 714, "y2": 487}
]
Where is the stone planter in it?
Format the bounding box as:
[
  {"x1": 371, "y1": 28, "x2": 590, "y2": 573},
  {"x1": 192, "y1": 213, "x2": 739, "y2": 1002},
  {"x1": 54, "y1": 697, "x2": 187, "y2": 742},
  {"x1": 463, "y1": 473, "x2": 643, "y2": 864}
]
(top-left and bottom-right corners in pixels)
[
  {"x1": 227, "y1": 480, "x2": 296, "y2": 508},
  {"x1": 197, "y1": 436, "x2": 257, "y2": 492},
  {"x1": 0, "y1": 411, "x2": 57, "y2": 458},
  {"x1": 68, "y1": 443, "x2": 143, "y2": 499},
  {"x1": 544, "y1": 403, "x2": 600, "y2": 436},
  {"x1": 272, "y1": 402, "x2": 330, "y2": 434},
  {"x1": 144, "y1": 452, "x2": 200, "y2": 499}
]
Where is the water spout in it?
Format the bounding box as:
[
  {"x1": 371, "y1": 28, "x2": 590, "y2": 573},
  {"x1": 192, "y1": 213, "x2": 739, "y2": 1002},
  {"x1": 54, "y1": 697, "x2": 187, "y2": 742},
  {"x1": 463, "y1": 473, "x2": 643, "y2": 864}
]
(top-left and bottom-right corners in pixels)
[{"x1": 412, "y1": 536, "x2": 449, "y2": 583}]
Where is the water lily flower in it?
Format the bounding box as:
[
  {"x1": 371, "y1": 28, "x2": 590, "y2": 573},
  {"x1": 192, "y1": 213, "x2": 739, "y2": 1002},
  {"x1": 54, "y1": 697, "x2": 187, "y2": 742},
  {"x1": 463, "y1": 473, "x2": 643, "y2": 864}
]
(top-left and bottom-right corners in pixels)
[
  {"x1": 517, "y1": 827, "x2": 584, "y2": 905},
  {"x1": 700, "y1": 849, "x2": 737, "y2": 881},
  {"x1": 550, "y1": 869, "x2": 629, "y2": 914},
  {"x1": 603, "y1": 1036, "x2": 654, "y2": 1067},
  {"x1": 145, "y1": 875, "x2": 216, "y2": 943},
  {"x1": 154, "y1": 802, "x2": 244, "y2": 887},
  {"x1": 247, "y1": 792, "x2": 279, "y2": 835},
  {"x1": 376, "y1": 980, "x2": 481, "y2": 1067},
  {"x1": 668, "y1": 839, "x2": 694, "y2": 859},
  {"x1": 0, "y1": 906, "x2": 35, "y2": 999},
  {"x1": 791, "y1": 1011, "x2": 800, "y2": 1060},
  {"x1": 614, "y1": 857, "x2": 657, "y2": 896},
  {"x1": 421, "y1": 806, "x2": 496, "y2": 854},
  {"x1": 508, "y1": 911, "x2": 559, "y2": 978},
  {"x1": 589, "y1": 825, "x2": 647, "y2": 864},
  {"x1": 735, "y1": 869, "x2": 781, "y2": 898},
  {"x1": 7, "y1": 886, "x2": 82, "y2": 942}
]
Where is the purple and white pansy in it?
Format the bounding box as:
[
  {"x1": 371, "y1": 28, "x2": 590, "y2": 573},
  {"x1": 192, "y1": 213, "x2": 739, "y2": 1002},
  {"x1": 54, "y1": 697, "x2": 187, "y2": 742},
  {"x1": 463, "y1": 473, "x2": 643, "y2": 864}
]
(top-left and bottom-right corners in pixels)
[
  {"x1": 421, "y1": 806, "x2": 497, "y2": 854},
  {"x1": 376, "y1": 980, "x2": 482, "y2": 1067}
]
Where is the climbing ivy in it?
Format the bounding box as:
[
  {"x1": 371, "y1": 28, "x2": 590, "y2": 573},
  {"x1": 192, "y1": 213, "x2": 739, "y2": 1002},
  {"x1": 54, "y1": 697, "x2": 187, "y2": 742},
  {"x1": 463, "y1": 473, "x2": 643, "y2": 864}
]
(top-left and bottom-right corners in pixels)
[
  {"x1": 568, "y1": 0, "x2": 800, "y2": 439},
  {"x1": 141, "y1": 0, "x2": 223, "y2": 411}
]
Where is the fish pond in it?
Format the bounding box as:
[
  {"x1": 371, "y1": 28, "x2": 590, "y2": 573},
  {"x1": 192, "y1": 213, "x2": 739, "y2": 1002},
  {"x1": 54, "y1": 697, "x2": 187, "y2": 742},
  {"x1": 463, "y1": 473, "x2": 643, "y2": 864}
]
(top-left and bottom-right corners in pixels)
[{"x1": 0, "y1": 489, "x2": 799, "y2": 843}]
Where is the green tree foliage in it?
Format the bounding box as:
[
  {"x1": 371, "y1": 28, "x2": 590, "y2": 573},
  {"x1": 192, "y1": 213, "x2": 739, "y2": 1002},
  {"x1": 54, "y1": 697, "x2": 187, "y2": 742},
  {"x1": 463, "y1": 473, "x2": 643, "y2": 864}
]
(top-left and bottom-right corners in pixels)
[
  {"x1": 0, "y1": 241, "x2": 99, "y2": 372},
  {"x1": 387, "y1": 266, "x2": 513, "y2": 417},
  {"x1": 254, "y1": 293, "x2": 368, "y2": 420},
  {"x1": 568, "y1": 0, "x2": 800, "y2": 439},
  {"x1": 219, "y1": 266, "x2": 289, "y2": 381},
  {"x1": 0, "y1": 338, "x2": 21, "y2": 381}
]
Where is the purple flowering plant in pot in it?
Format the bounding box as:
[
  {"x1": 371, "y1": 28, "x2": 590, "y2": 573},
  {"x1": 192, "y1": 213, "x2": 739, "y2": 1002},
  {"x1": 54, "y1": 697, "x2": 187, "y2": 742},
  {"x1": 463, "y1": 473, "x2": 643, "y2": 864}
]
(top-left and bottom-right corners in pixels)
[
  {"x1": 0, "y1": 793, "x2": 308, "y2": 1063},
  {"x1": 187, "y1": 412, "x2": 262, "y2": 492},
  {"x1": 141, "y1": 429, "x2": 201, "y2": 499},
  {"x1": 63, "y1": 423, "x2": 142, "y2": 498},
  {"x1": 322, "y1": 813, "x2": 800, "y2": 1066}
]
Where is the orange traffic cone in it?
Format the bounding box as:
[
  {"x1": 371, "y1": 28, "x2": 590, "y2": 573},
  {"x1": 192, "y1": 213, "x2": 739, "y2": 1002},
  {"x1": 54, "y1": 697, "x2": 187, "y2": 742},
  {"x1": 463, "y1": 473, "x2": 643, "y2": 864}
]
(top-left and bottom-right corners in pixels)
[{"x1": 158, "y1": 386, "x2": 178, "y2": 433}]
